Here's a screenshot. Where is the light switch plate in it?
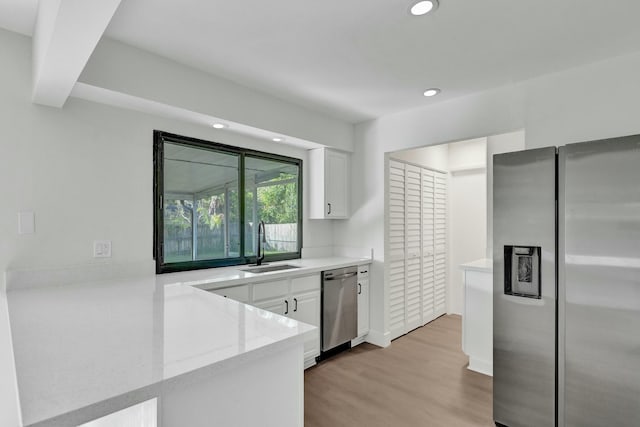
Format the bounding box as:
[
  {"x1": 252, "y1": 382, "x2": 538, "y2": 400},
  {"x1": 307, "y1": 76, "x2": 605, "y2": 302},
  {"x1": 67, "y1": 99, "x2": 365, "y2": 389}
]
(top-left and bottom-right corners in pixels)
[
  {"x1": 18, "y1": 211, "x2": 35, "y2": 234},
  {"x1": 93, "y1": 240, "x2": 112, "y2": 258}
]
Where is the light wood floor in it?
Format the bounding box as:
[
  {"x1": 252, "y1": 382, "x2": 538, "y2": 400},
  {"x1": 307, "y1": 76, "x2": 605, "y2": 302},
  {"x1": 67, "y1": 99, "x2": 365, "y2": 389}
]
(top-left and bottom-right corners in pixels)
[{"x1": 304, "y1": 315, "x2": 493, "y2": 427}]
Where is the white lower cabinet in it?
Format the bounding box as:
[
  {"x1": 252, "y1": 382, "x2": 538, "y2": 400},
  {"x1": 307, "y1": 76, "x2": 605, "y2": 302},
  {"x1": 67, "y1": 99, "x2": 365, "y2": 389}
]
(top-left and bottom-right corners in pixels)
[
  {"x1": 357, "y1": 281, "x2": 370, "y2": 337},
  {"x1": 215, "y1": 274, "x2": 321, "y2": 369},
  {"x1": 252, "y1": 279, "x2": 289, "y2": 311},
  {"x1": 289, "y1": 290, "x2": 321, "y2": 363},
  {"x1": 252, "y1": 297, "x2": 287, "y2": 315},
  {"x1": 207, "y1": 267, "x2": 372, "y2": 366},
  {"x1": 208, "y1": 284, "x2": 250, "y2": 303},
  {"x1": 352, "y1": 264, "x2": 370, "y2": 346}
]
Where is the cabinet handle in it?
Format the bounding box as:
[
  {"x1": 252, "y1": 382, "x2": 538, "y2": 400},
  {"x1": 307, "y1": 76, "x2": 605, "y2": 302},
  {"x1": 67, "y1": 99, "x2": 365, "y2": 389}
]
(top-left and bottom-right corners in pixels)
[
  {"x1": 294, "y1": 298, "x2": 298, "y2": 312},
  {"x1": 327, "y1": 203, "x2": 332, "y2": 215},
  {"x1": 358, "y1": 283, "x2": 362, "y2": 295},
  {"x1": 285, "y1": 300, "x2": 289, "y2": 315}
]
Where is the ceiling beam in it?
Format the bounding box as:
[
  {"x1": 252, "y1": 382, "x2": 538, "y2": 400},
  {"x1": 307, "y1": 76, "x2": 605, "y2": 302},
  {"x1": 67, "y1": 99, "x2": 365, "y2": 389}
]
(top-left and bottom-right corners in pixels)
[{"x1": 32, "y1": 0, "x2": 122, "y2": 107}]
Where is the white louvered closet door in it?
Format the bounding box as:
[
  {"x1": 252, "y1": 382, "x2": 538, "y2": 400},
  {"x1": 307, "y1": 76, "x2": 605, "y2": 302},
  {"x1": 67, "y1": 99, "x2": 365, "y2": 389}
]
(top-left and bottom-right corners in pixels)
[
  {"x1": 388, "y1": 160, "x2": 406, "y2": 339},
  {"x1": 404, "y1": 164, "x2": 422, "y2": 332},
  {"x1": 433, "y1": 173, "x2": 447, "y2": 317},
  {"x1": 421, "y1": 169, "x2": 436, "y2": 324}
]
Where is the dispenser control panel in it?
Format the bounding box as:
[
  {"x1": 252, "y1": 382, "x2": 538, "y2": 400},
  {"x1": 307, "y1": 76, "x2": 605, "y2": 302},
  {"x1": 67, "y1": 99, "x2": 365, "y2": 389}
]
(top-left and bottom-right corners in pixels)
[{"x1": 504, "y1": 246, "x2": 541, "y2": 299}]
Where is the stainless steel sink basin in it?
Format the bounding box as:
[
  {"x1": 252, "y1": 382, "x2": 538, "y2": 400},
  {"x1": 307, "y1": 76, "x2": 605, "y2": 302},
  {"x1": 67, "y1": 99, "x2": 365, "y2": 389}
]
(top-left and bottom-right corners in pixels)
[{"x1": 241, "y1": 264, "x2": 301, "y2": 274}]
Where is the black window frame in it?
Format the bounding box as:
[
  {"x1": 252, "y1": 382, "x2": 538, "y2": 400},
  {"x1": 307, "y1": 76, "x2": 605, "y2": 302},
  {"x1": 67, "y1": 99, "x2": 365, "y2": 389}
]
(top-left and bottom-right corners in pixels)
[{"x1": 153, "y1": 130, "x2": 303, "y2": 274}]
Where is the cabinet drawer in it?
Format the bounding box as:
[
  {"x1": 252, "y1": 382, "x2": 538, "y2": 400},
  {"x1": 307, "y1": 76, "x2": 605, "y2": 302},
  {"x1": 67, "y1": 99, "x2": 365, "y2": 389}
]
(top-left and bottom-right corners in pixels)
[
  {"x1": 253, "y1": 279, "x2": 289, "y2": 301},
  {"x1": 291, "y1": 275, "x2": 320, "y2": 293},
  {"x1": 209, "y1": 285, "x2": 250, "y2": 302}
]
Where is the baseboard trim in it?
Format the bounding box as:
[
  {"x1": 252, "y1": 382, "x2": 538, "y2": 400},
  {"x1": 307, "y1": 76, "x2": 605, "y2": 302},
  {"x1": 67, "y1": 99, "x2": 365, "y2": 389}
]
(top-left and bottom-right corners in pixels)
[
  {"x1": 364, "y1": 329, "x2": 391, "y2": 348},
  {"x1": 468, "y1": 357, "x2": 493, "y2": 377},
  {"x1": 351, "y1": 335, "x2": 366, "y2": 347},
  {"x1": 304, "y1": 358, "x2": 317, "y2": 370}
]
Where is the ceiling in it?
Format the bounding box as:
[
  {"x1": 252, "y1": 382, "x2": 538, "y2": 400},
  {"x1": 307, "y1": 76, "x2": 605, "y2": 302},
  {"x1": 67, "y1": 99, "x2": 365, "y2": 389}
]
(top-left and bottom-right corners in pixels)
[{"x1": 3, "y1": 0, "x2": 640, "y2": 123}]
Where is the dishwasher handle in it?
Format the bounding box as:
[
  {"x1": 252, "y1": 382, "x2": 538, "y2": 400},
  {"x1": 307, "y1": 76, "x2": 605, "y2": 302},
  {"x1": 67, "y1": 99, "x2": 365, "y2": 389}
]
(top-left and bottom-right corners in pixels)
[{"x1": 324, "y1": 272, "x2": 357, "y2": 281}]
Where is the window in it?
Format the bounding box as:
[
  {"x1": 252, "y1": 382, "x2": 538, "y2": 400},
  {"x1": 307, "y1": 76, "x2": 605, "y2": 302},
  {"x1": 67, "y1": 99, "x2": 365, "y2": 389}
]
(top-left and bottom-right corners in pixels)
[{"x1": 154, "y1": 131, "x2": 302, "y2": 273}]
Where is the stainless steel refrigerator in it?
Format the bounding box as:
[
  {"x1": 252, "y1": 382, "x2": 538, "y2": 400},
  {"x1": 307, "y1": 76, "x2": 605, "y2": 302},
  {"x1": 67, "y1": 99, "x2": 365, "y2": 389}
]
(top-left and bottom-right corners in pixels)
[{"x1": 493, "y1": 135, "x2": 640, "y2": 427}]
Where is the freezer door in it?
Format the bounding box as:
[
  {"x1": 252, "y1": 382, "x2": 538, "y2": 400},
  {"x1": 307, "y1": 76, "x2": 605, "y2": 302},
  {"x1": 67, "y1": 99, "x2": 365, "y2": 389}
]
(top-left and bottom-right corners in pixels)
[
  {"x1": 493, "y1": 147, "x2": 557, "y2": 427},
  {"x1": 560, "y1": 136, "x2": 640, "y2": 427}
]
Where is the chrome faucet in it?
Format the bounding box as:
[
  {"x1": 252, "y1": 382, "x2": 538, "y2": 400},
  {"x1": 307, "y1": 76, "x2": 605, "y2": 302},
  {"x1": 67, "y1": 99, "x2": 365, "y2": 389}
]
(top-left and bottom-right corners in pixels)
[{"x1": 256, "y1": 220, "x2": 266, "y2": 266}]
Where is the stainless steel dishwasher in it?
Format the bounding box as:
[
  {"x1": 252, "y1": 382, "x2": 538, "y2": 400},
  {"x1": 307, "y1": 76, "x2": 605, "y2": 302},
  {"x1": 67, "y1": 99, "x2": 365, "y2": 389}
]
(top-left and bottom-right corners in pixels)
[{"x1": 321, "y1": 266, "x2": 358, "y2": 356}]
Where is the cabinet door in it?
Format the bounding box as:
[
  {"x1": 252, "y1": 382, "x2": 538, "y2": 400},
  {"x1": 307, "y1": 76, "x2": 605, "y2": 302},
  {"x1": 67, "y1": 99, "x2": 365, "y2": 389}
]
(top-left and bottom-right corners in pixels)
[
  {"x1": 291, "y1": 275, "x2": 320, "y2": 294},
  {"x1": 253, "y1": 279, "x2": 289, "y2": 302},
  {"x1": 208, "y1": 285, "x2": 250, "y2": 303},
  {"x1": 405, "y1": 258, "x2": 422, "y2": 331},
  {"x1": 405, "y1": 164, "x2": 422, "y2": 331},
  {"x1": 289, "y1": 290, "x2": 321, "y2": 361},
  {"x1": 422, "y1": 169, "x2": 436, "y2": 324},
  {"x1": 433, "y1": 172, "x2": 447, "y2": 317},
  {"x1": 253, "y1": 297, "x2": 287, "y2": 316},
  {"x1": 388, "y1": 160, "x2": 406, "y2": 339},
  {"x1": 357, "y1": 279, "x2": 370, "y2": 337},
  {"x1": 325, "y1": 150, "x2": 348, "y2": 218}
]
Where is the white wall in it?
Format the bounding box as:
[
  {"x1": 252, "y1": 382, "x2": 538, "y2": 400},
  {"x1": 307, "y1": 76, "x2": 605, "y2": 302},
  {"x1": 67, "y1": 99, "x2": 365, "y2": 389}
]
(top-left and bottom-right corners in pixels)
[
  {"x1": 79, "y1": 38, "x2": 354, "y2": 151},
  {"x1": 0, "y1": 29, "x2": 334, "y2": 276},
  {"x1": 389, "y1": 143, "x2": 449, "y2": 171},
  {"x1": 447, "y1": 139, "x2": 487, "y2": 315},
  {"x1": 486, "y1": 131, "x2": 525, "y2": 258},
  {"x1": 448, "y1": 138, "x2": 487, "y2": 171},
  {"x1": 335, "y1": 49, "x2": 640, "y2": 344}
]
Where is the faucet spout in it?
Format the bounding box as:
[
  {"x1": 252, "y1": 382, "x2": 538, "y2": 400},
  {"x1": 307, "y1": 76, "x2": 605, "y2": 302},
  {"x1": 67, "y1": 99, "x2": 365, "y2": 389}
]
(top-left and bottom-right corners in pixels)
[{"x1": 256, "y1": 221, "x2": 266, "y2": 266}]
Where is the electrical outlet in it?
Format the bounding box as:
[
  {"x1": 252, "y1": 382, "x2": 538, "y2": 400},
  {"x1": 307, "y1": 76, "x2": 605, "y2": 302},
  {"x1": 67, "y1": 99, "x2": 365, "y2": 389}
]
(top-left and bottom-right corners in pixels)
[{"x1": 93, "y1": 240, "x2": 112, "y2": 258}]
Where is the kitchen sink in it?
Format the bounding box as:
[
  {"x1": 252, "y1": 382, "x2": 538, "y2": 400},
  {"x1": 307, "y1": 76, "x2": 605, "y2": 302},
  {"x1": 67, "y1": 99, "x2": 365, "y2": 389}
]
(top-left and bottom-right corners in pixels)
[{"x1": 241, "y1": 264, "x2": 301, "y2": 274}]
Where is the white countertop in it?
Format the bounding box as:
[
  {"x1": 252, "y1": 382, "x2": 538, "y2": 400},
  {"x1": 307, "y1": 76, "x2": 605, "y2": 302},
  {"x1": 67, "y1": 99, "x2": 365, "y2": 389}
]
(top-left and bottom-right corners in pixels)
[
  {"x1": 460, "y1": 258, "x2": 493, "y2": 272},
  {"x1": 157, "y1": 256, "x2": 372, "y2": 291},
  {"x1": 4, "y1": 256, "x2": 370, "y2": 426}
]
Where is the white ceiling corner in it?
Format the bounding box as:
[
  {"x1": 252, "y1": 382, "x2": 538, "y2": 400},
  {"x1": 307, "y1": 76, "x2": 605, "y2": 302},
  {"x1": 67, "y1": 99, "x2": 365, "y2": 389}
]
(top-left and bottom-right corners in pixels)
[{"x1": 0, "y1": 0, "x2": 38, "y2": 36}]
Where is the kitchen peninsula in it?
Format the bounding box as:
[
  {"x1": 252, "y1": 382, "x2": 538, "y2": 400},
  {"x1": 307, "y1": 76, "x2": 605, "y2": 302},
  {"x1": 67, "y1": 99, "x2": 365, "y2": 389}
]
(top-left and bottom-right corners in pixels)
[{"x1": 3, "y1": 256, "x2": 369, "y2": 427}]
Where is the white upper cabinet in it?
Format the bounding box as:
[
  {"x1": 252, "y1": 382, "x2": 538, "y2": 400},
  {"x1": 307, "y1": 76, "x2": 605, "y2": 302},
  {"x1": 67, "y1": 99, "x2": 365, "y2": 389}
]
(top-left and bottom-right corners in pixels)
[{"x1": 309, "y1": 148, "x2": 349, "y2": 219}]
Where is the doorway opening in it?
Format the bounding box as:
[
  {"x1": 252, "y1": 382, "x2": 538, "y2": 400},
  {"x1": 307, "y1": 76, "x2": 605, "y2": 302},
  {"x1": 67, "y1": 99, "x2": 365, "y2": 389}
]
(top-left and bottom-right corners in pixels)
[{"x1": 383, "y1": 130, "x2": 524, "y2": 341}]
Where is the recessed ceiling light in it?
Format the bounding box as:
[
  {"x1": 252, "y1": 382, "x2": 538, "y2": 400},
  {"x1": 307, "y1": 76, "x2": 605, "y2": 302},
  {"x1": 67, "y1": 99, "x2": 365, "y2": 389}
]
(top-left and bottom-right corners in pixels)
[
  {"x1": 272, "y1": 137, "x2": 284, "y2": 142},
  {"x1": 423, "y1": 88, "x2": 441, "y2": 97},
  {"x1": 212, "y1": 123, "x2": 227, "y2": 129},
  {"x1": 410, "y1": 0, "x2": 439, "y2": 16}
]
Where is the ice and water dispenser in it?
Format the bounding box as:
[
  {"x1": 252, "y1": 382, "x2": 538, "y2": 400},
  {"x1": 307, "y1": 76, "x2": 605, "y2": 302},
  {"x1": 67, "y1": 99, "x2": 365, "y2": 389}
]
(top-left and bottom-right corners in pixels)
[{"x1": 504, "y1": 246, "x2": 541, "y2": 299}]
